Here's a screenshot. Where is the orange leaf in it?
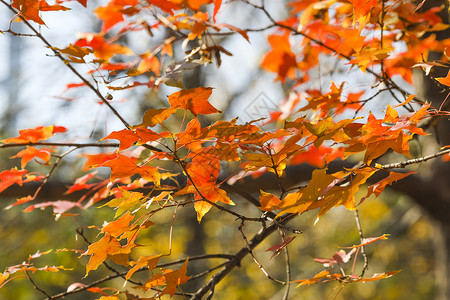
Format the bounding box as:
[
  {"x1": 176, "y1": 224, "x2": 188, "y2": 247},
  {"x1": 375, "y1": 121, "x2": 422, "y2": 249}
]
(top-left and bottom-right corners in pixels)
[
  {"x1": 12, "y1": 0, "x2": 45, "y2": 24},
  {"x1": 436, "y1": 70, "x2": 450, "y2": 86},
  {"x1": 102, "y1": 129, "x2": 139, "y2": 151},
  {"x1": 259, "y1": 190, "x2": 282, "y2": 211},
  {"x1": 304, "y1": 117, "x2": 353, "y2": 148},
  {"x1": 38, "y1": 0, "x2": 69, "y2": 12},
  {"x1": 348, "y1": 0, "x2": 377, "y2": 21},
  {"x1": 294, "y1": 270, "x2": 340, "y2": 287},
  {"x1": 82, "y1": 234, "x2": 134, "y2": 276},
  {"x1": 0, "y1": 168, "x2": 28, "y2": 194},
  {"x1": 348, "y1": 234, "x2": 390, "y2": 249},
  {"x1": 103, "y1": 189, "x2": 145, "y2": 218},
  {"x1": 289, "y1": 145, "x2": 345, "y2": 168},
  {"x1": 138, "y1": 107, "x2": 176, "y2": 127},
  {"x1": 102, "y1": 211, "x2": 134, "y2": 237},
  {"x1": 159, "y1": 258, "x2": 190, "y2": 297},
  {"x1": 261, "y1": 34, "x2": 297, "y2": 81},
  {"x1": 74, "y1": 33, "x2": 133, "y2": 60},
  {"x1": 351, "y1": 270, "x2": 401, "y2": 282},
  {"x1": 94, "y1": 0, "x2": 140, "y2": 33},
  {"x1": 135, "y1": 52, "x2": 161, "y2": 75},
  {"x1": 1, "y1": 125, "x2": 66, "y2": 144},
  {"x1": 213, "y1": 0, "x2": 222, "y2": 21},
  {"x1": 65, "y1": 172, "x2": 97, "y2": 194},
  {"x1": 12, "y1": 147, "x2": 52, "y2": 168},
  {"x1": 168, "y1": 87, "x2": 220, "y2": 116},
  {"x1": 101, "y1": 153, "x2": 161, "y2": 185},
  {"x1": 148, "y1": 0, "x2": 182, "y2": 14},
  {"x1": 126, "y1": 255, "x2": 162, "y2": 281},
  {"x1": 82, "y1": 153, "x2": 117, "y2": 170},
  {"x1": 361, "y1": 171, "x2": 415, "y2": 204}
]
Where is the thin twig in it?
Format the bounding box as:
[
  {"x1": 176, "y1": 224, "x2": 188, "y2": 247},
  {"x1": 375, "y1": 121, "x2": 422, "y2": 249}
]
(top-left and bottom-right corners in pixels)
[
  {"x1": 0, "y1": 142, "x2": 120, "y2": 149},
  {"x1": 238, "y1": 221, "x2": 286, "y2": 285},
  {"x1": 280, "y1": 230, "x2": 291, "y2": 300},
  {"x1": 25, "y1": 271, "x2": 52, "y2": 299},
  {"x1": 47, "y1": 253, "x2": 234, "y2": 299},
  {"x1": 354, "y1": 209, "x2": 368, "y2": 277},
  {"x1": 190, "y1": 213, "x2": 297, "y2": 299},
  {"x1": 221, "y1": 183, "x2": 303, "y2": 234},
  {"x1": 188, "y1": 261, "x2": 229, "y2": 281}
]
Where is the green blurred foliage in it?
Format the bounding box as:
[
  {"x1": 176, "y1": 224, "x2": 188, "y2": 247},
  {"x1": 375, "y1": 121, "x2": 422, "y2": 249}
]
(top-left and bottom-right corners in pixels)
[{"x1": 0, "y1": 181, "x2": 437, "y2": 299}]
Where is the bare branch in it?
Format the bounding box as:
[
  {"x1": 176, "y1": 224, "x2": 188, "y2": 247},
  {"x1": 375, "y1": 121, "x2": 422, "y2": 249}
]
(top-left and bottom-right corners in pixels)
[
  {"x1": 354, "y1": 209, "x2": 369, "y2": 277},
  {"x1": 0, "y1": 142, "x2": 120, "y2": 149},
  {"x1": 238, "y1": 221, "x2": 286, "y2": 285},
  {"x1": 379, "y1": 148, "x2": 450, "y2": 169},
  {"x1": 190, "y1": 213, "x2": 297, "y2": 299},
  {"x1": 26, "y1": 271, "x2": 52, "y2": 299}
]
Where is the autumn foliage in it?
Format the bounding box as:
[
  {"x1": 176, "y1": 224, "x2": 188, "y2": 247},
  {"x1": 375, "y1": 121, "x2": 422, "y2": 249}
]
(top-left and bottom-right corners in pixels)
[{"x1": 0, "y1": 0, "x2": 450, "y2": 299}]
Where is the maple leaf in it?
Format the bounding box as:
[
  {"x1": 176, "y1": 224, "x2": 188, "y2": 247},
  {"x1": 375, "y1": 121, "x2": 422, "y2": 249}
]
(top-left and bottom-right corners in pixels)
[
  {"x1": 1, "y1": 125, "x2": 66, "y2": 144},
  {"x1": 361, "y1": 171, "x2": 415, "y2": 204},
  {"x1": 82, "y1": 234, "x2": 134, "y2": 276},
  {"x1": 102, "y1": 129, "x2": 140, "y2": 151},
  {"x1": 74, "y1": 33, "x2": 133, "y2": 60},
  {"x1": 135, "y1": 52, "x2": 161, "y2": 75},
  {"x1": 259, "y1": 190, "x2": 282, "y2": 211},
  {"x1": 176, "y1": 119, "x2": 205, "y2": 151},
  {"x1": 102, "y1": 153, "x2": 161, "y2": 185},
  {"x1": 294, "y1": 270, "x2": 341, "y2": 287},
  {"x1": 313, "y1": 248, "x2": 356, "y2": 268},
  {"x1": 310, "y1": 167, "x2": 376, "y2": 220},
  {"x1": 12, "y1": 0, "x2": 45, "y2": 24},
  {"x1": 348, "y1": 234, "x2": 390, "y2": 248},
  {"x1": 348, "y1": 0, "x2": 377, "y2": 22},
  {"x1": 103, "y1": 189, "x2": 144, "y2": 218},
  {"x1": 244, "y1": 152, "x2": 287, "y2": 176},
  {"x1": 350, "y1": 270, "x2": 401, "y2": 282},
  {"x1": 261, "y1": 34, "x2": 297, "y2": 81},
  {"x1": 11, "y1": 146, "x2": 53, "y2": 168},
  {"x1": 38, "y1": 0, "x2": 70, "y2": 12},
  {"x1": 82, "y1": 153, "x2": 117, "y2": 170},
  {"x1": 289, "y1": 145, "x2": 345, "y2": 168},
  {"x1": 0, "y1": 168, "x2": 28, "y2": 194},
  {"x1": 349, "y1": 47, "x2": 392, "y2": 72},
  {"x1": 101, "y1": 211, "x2": 134, "y2": 237},
  {"x1": 159, "y1": 258, "x2": 190, "y2": 297},
  {"x1": 65, "y1": 172, "x2": 98, "y2": 194},
  {"x1": 168, "y1": 87, "x2": 221, "y2": 116},
  {"x1": 126, "y1": 255, "x2": 162, "y2": 281},
  {"x1": 95, "y1": 0, "x2": 140, "y2": 33},
  {"x1": 137, "y1": 108, "x2": 177, "y2": 128},
  {"x1": 304, "y1": 117, "x2": 353, "y2": 148},
  {"x1": 148, "y1": 0, "x2": 183, "y2": 14}
]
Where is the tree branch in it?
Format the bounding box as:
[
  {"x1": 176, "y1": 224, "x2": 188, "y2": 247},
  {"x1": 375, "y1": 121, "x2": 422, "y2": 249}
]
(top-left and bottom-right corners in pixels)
[
  {"x1": 379, "y1": 148, "x2": 450, "y2": 169},
  {"x1": 190, "y1": 213, "x2": 297, "y2": 299}
]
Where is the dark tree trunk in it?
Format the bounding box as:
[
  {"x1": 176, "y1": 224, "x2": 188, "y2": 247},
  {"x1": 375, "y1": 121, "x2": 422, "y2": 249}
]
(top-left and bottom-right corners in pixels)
[{"x1": 410, "y1": 1, "x2": 450, "y2": 299}]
